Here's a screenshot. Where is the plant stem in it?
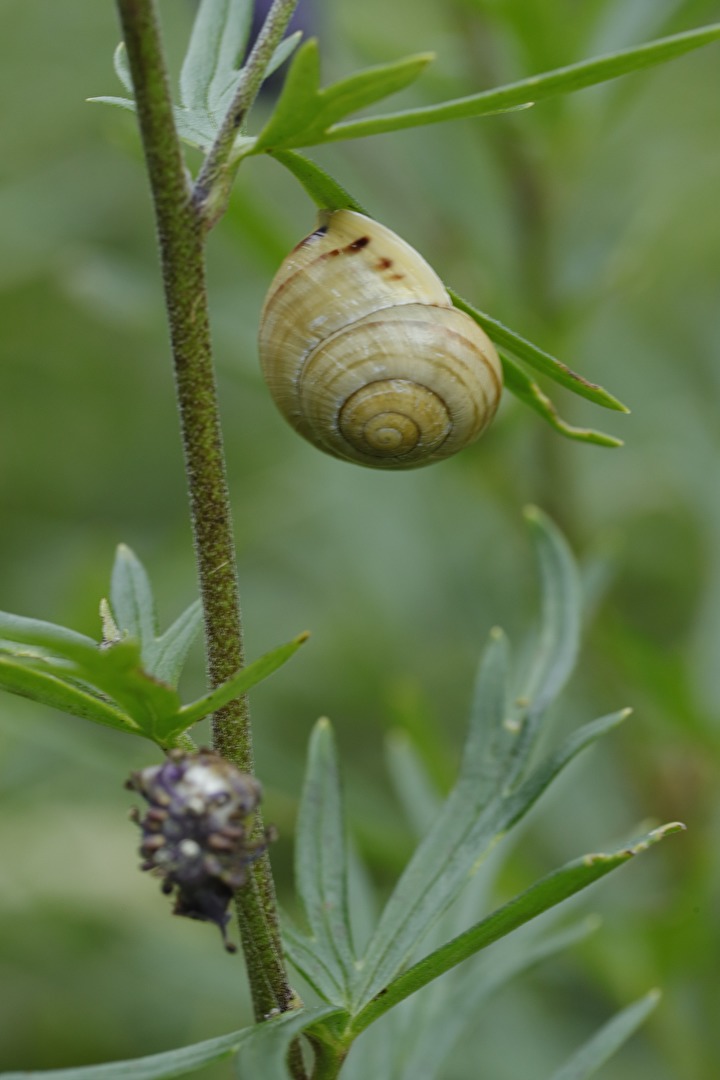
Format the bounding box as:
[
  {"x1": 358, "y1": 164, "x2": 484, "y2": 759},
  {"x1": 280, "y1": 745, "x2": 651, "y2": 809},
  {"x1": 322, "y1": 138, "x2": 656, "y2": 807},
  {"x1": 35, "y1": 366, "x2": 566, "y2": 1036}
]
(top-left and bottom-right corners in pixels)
[
  {"x1": 194, "y1": 0, "x2": 300, "y2": 224},
  {"x1": 114, "y1": 0, "x2": 297, "y2": 1034}
]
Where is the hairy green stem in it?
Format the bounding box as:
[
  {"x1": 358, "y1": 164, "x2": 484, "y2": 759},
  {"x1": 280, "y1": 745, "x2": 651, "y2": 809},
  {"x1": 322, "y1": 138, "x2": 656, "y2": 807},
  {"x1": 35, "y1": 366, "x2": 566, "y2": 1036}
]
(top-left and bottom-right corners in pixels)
[
  {"x1": 194, "y1": 0, "x2": 300, "y2": 223},
  {"x1": 114, "y1": 0, "x2": 297, "y2": 1035}
]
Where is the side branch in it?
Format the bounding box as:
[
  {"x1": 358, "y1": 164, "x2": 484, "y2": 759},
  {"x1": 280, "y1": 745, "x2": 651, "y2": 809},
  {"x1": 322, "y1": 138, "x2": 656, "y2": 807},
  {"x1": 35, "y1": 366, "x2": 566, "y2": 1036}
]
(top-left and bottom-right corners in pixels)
[{"x1": 194, "y1": 0, "x2": 300, "y2": 224}]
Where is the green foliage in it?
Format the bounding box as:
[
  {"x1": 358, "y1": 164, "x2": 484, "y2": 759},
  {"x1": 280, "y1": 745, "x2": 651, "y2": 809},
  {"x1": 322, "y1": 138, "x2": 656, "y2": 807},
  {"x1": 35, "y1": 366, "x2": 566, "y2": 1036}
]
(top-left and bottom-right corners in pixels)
[
  {"x1": 0, "y1": 508, "x2": 678, "y2": 1079},
  {"x1": 89, "y1": 2, "x2": 720, "y2": 445},
  {"x1": 272, "y1": 510, "x2": 679, "y2": 1075},
  {"x1": 0, "y1": 1005, "x2": 342, "y2": 1080},
  {"x1": 4, "y1": 0, "x2": 720, "y2": 1076},
  {"x1": 0, "y1": 545, "x2": 307, "y2": 749},
  {"x1": 549, "y1": 990, "x2": 662, "y2": 1080},
  {"x1": 251, "y1": 41, "x2": 434, "y2": 153}
]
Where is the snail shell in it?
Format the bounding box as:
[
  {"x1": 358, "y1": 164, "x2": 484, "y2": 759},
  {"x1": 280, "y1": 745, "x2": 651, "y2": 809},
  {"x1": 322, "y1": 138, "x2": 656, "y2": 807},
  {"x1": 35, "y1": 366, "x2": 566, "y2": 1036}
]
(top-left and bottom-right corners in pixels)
[{"x1": 258, "y1": 210, "x2": 502, "y2": 469}]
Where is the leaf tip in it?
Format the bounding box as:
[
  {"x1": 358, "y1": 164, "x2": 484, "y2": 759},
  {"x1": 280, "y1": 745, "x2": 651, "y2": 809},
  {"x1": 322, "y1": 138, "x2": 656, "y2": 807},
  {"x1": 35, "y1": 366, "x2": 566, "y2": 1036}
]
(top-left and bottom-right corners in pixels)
[
  {"x1": 489, "y1": 625, "x2": 505, "y2": 641},
  {"x1": 618, "y1": 706, "x2": 633, "y2": 721},
  {"x1": 654, "y1": 820, "x2": 686, "y2": 838},
  {"x1": 296, "y1": 630, "x2": 311, "y2": 645}
]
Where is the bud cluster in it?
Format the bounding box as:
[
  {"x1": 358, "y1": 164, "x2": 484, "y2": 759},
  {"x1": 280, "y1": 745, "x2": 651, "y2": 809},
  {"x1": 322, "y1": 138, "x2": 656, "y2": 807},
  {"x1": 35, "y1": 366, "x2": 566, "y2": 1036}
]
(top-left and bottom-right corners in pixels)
[{"x1": 126, "y1": 749, "x2": 270, "y2": 952}]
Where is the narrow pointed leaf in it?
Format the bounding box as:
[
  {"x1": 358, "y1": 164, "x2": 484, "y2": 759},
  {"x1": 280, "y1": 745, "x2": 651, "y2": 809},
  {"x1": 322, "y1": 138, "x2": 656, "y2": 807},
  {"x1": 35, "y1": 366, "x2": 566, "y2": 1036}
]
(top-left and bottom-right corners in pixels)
[
  {"x1": 0, "y1": 611, "x2": 98, "y2": 656},
  {"x1": 180, "y1": 0, "x2": 252, "y2": 113},
  {"x1": 353, "y1": 512, "x2": 592, "y2": 1009},
  {"x1": 234, "y1": 1005, "x2": 346, "y2": 1078},
  {"x1": 110, "y1": 544, "x2": 158, "y2": 666},
  {"x1": 0, "y1": 1030, "x2": 244, "y2": 1080},
  {"x1": 463, "y1": 628, "x2": 522, "y2": 800},
  {"x1": 214, "y1": 30, "x2": 305, "y2": 119},
  {"x1": 548, "y1": 990, "x2": 661, "y2": 1080},
  {"x1": 88, "y1": 95, "x2": 137, "y2": 113},
  {"x1": 281, "y1": 914, "x2": 346, "y2": 1003},
  {"x1": 501, "y1": 355, "x2": 623, "y2": 448},
  {"x1": 385, "y1": 729, "x2": 442, "y2": 839},
  {"x1": 168, "y1": 632, "x2": 309, "y2": 732},
  {"x1": 450, "y1": 292, "x2": 628, "y2": 413},
  {"x1": 254, "y1": 39, "x2": 434, "y2": 152},
  {"x1": 295, "y1": 719, "x2": 355, "y2": 998},
  {"x1": 63, "y1": 643, "x2": 181, "y2": 741},
  {"x1": 521, "y1": 507, "x2": 582, "y2": 717},
  {"x1": 264, "y1": 30, "x2": 303, "y2": 80},
  {"x1": 350, "y1": 825, "x2": 682, "y2": 1037},
  {"x1": 0, "y1": 1007, "x2": 341, "y2": 1080},
  {"x1": 503, "y1": 709, "x2": 631, "y2": 827},
  {"x1": 0, "y1": 611, "x2": 180, "y2": 741},
  {"x1": 253, "y1": 38, "x2": 321, "y2": 150},
  {"x1": 113, "y1": 42, "x2": 133, "y2": 93},
  {"x1": 270, "y1": 149, "x2": 368, "y2": 213},
  {"x1": 0, "y1": 655, "x2": 140, "y2": 736},
  {"x1": 152, "y1": 600, "x2": 203, "y2": 688},
  {"x1": 351, "y1": 630, "x2": 513, "y2": 1008},
  {"x1": 319, "y1": 23, "x2": 720, "y2": 143},
  {"x1": 394, "y1": 917, "x2": 601, "y2": 1079}
]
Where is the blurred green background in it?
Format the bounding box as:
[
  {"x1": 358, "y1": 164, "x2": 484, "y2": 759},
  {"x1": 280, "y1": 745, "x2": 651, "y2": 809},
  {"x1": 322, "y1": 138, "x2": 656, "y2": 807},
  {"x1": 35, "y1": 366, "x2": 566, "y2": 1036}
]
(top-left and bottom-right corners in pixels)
[{"x1": 1, "y1": 0, "x2": 719, "y2": 1077}]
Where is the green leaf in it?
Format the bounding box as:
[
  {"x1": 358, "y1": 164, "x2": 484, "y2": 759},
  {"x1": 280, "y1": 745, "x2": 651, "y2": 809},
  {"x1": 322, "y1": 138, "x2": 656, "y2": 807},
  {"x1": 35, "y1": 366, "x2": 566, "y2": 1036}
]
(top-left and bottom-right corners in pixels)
[
  {"x1": 350, "y1": 629, "x2": 513, "y2": 1010},
  {"x1": 0, "y1": 1031, "x2": 245, "y2": 1079},
  {"x1": 152, "y1": 600, "x2": 203, "y2": 688},
  {"x1": 521, "y1": 506, "x2": 582, "y2": 718},
  {"x1": 88, "y1": 94, "x2": 138, "y2": 113},
  {"x1": 317, "y1": 23, "x2": 720, "y2": 144},
  {"x1": 264, "y1": 31, "x2": 303, "y2": 80},
  {"x1": 70, "y1": 641, "x2": 182, "y2": 742},
  {"x1": 166, "y1": 631, "x2": 309, "y2": 735},
  {"x1": 450, "y1": 292, "x2": 629, "y2": 413},
  {"x1": 350, "y1": 510, "x2": 598, "y2": 1010},
  {"x1": 179, "y1": 0, "x2": 253, "y2": 115},
  {"x1": 384, "y1": 917, "x2": 601, "y2": 1080},
  {"x1": 503, "y1": 709, "x2": 631, "y2": 826},
  {"x1": 253, "y1": 39, "x2": 434, "y2": 152},
  {"x1": 548, "y1": 990, "x2": 661, "y2": 1080},
  {"x1": 215, "y1": 30, "x2": 305, "y2": 120},
  {"x1": 501, "y1": 355, "x2": 623, "y2": 448},
  {"x1": 0, "y1": 654, "x2": 140, "y2": 737},
  {"x1": 0, "y1": 612, "x2": 181, "y2": 744},
  {"x1": 234, "y1": 1006, "x2": 347, "y2": 1078},
  {"x1": 0, "y1": 610, "x2": 99, "y2": 656},
  {"x1": 108, "y1": 545, "x2": 202, "y2": 688},
  {"x1": 0, "y1": 1007, "x2": 342, "y2": 1080},
  {"x1": 385, "y1": 729, "x2": 442, "y2": 840},
  {"x1": 350, "y1": 826, "x2": 682, "y2": 1037},
  {"x1": 270, "y1": 149, "x2": 368, "y2": 213},
  {"x1": 110, "y1": 543, "x2": 158, "y2": 666},
  {"x1": 282, "y1": 911, "x2": 347, "y2": 1003},
  {"x1": 113, "y1": 42, "x2": 133, "y2": 93},
  {"x1": 293, "y1": 719, "x2": 355, "y2": 1001}
]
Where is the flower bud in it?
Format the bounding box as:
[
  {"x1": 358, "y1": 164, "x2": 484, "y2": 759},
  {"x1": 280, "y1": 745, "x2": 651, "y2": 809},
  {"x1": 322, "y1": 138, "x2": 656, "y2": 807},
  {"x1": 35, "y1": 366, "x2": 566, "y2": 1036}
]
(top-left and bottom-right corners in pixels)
[{"x1": 126, "y1": 749, "x2": 270, "y2": 952}]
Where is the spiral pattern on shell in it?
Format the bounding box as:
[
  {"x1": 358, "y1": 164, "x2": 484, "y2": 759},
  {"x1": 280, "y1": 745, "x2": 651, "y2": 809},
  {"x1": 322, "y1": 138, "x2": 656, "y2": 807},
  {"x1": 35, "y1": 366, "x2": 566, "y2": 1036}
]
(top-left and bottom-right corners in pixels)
[{"x1": 258, "y1": 210, "x2": 503, "y2": 470}]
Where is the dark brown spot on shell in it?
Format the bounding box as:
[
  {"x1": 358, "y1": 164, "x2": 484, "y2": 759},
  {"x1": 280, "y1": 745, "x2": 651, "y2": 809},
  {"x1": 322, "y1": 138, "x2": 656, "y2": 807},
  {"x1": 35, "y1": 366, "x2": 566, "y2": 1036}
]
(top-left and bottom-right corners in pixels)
[
  {"x1": 376, "y1": 257, "x2": 393, "y2": 270},
  {"x1": 344, "y1": 236, "x2": 371, "y2": 253},
  {"x1": 389, "y1": 273, "x2": 405, "y2": 281}
]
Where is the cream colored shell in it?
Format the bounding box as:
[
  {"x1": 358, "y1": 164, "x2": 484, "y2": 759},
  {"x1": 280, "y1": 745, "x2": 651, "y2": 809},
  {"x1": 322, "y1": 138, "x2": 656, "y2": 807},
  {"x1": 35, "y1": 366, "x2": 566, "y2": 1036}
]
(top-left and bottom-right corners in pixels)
[{"x1": 258, "y1": 210, "x2": 502, "y2": 469}]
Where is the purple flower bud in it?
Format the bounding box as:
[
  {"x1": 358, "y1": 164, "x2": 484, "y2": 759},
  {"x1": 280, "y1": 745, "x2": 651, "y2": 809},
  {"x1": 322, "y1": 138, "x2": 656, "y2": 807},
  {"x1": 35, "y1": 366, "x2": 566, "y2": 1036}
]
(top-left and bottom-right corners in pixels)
[{"x1": 126, "y1": 749, "x2": 271, "y2": 952}]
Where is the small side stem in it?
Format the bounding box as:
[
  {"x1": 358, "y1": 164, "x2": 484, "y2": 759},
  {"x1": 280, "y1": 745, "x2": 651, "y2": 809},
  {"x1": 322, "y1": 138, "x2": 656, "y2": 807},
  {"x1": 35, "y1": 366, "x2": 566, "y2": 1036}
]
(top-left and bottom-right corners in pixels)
[
  {"x1": 115, "y1": 0, "x2": 297, "y2": 1036},
  {"x1": 194, "y1": 0, "x2": 300, "y2": 224}
]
